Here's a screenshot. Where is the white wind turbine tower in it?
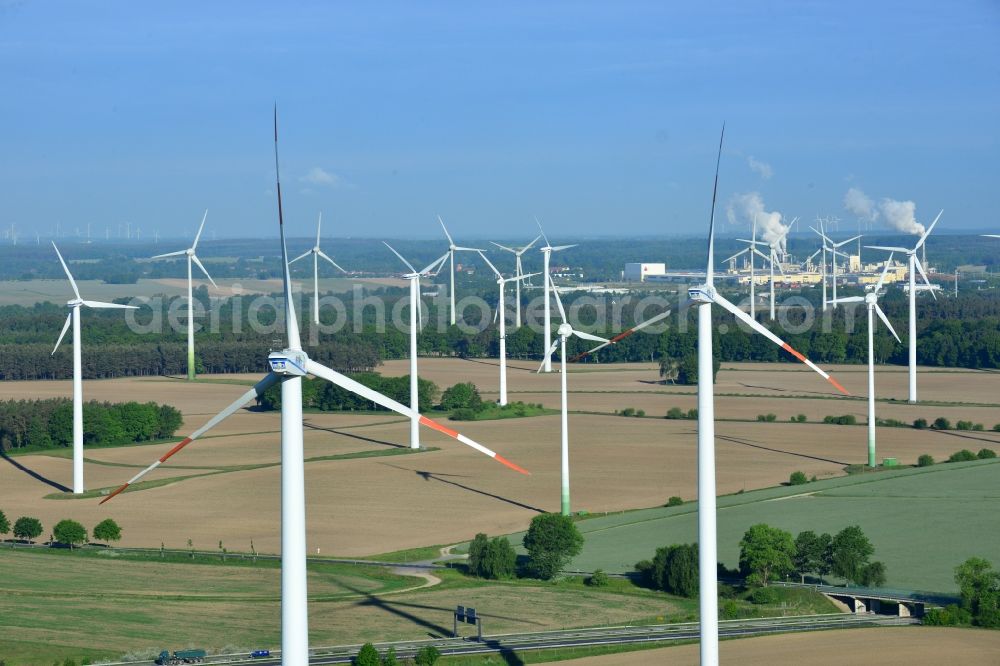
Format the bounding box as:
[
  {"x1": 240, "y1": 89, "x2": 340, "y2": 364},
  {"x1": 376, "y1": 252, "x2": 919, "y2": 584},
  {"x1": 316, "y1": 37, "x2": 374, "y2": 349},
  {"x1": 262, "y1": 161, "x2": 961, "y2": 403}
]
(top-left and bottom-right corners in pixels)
[
  {"x1": 828, "y1": 258, "x2": 900, "y2": 467},
  {"x1": 290, "y1": 213, "x2": 348, "y2": 325},
  {"x1": 686, "y1": 126, "x2": 847, "y2": 665},
  {"x1": 439, "y1": 216, "x2": 483, "y2": 327},
  {"x1": 478, "y1": 251, "x2": 539, "y2": 406},
  {"x1": 50, "y1": 243, "x2": 137, "y2": 494},
  {"x1": 101, "y1": 110, "x2": 528, "y2": 666},
  {"x1": 490, "y1": 235, "x2": 542, "y2": 328},
  {"x1": 537, "y1": 222, "x2": 577, "y2": 372},
  {"x1": 724, "y1": 216, "x2": 767, "y2": 319},
  {"x1": 150, "y1": 211, "x2": 216, "y2": 381},
  {"x1": 536, "y1": 274, "x2": 610, "y2": 516},
  {"x1": 384, "y1": 242, "x2": 450, "y2": 449},
  {"x1": 867, "y1": 211, "x2": 942, "y2": 403},
  {"x1": 808, "y1": 220, "x2": 830, "y2": 312}
]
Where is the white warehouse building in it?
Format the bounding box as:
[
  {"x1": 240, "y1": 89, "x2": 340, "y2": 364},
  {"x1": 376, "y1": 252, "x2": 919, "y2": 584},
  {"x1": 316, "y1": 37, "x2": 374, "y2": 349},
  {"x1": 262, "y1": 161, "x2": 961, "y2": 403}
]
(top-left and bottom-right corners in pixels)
[{"x1": 624, "y1": 262, "x2": 666, "y2": 282}]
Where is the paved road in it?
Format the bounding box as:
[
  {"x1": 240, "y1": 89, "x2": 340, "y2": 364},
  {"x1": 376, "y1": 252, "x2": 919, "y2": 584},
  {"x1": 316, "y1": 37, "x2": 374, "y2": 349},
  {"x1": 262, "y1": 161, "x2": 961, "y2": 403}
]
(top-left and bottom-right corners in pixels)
[{"x1": 131, "y1": 614, "x2": 916, "y2": 666}]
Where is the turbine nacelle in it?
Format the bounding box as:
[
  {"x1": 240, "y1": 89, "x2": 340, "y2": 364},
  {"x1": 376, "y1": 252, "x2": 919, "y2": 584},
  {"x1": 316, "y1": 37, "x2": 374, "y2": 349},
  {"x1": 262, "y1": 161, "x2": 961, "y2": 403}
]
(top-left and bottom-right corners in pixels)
[
  {"x1": 557, "y1": 322, "x2": 573, "y2": 337},
  {"x1": 689, "y1": 285, "x2": 715, "y2": 303},
  {"x1": 268, "y1": 350, "x2": 309, "y2": 376}
]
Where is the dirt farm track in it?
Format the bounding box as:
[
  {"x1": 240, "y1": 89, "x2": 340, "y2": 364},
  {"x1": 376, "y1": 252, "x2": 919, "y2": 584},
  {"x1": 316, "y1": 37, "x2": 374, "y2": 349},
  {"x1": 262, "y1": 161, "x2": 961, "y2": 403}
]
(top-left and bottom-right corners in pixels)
[{"x1": 1, "y1": 359, "x2": 998, "y2": 556}]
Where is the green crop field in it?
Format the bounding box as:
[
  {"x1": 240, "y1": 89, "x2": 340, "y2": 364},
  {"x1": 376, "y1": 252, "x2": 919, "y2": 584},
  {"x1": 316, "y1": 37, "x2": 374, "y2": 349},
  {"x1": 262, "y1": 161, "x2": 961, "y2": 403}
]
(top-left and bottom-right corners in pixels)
[{"x1": 523, "y1": 459, "x2": 1000, "y2": 594}]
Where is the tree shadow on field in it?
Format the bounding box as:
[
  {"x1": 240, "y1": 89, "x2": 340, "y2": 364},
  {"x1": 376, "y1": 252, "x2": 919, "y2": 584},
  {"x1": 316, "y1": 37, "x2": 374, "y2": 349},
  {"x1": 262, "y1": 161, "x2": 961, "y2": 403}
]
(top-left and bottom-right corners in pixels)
[
  {"x1": 716, "y1": 434, "x2": 848, "y2": 466},
  {"x1": 303, "y1": 421, "x2": 406, "y2": 449},
  {"x1": 460, "y1": 357, "x2": 536, "y2": 373},
  {"x1": 0, "y1": 450, "x2": 71, "y2": 492}
]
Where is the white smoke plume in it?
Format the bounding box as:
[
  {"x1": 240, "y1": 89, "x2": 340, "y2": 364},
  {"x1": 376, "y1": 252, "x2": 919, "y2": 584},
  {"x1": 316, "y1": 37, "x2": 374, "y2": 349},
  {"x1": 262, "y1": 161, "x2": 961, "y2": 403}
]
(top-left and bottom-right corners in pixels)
[
  {"x1": 747, "y1": 156, "x2": 773, "y2": 179},
  {"x1": 726, "y1": 192, "x2": 789, "y2": 252},
  {"x1": 843, "y1": 187, "x2": 878, "y2": 222},
  {"x1": 878, "y1": 198, "x2": 925, "y2": 236}
]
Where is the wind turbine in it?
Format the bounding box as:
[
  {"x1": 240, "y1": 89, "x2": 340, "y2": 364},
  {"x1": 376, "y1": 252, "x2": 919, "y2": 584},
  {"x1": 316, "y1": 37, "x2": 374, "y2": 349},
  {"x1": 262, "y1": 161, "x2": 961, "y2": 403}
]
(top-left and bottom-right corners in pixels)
[
  {"x1": 537, "y1": 222, "x2": 577, "y2": 372},
  {"x1": 490, "y1": 236, "x2": 542, "y2": 328},
  {"x1": 150, "y1": 212, "x2": 217, "y2": 381},
  {"x1": 290, "y1": 213, "x2": 348, "y2": 325},
  {"x1": 686, "y1": 126, "x2": 848, "y2": 665},
  {"x1": 866, "y1": 211, "x2": 942, "y2": 404},
  {"x1": 808, "y1": 220, "x2": 829, "y2": 312},
  {"x1": 439, "y1": 216, "x2": 483, "y2": 327},
  {"x1": 724, "y1": 216, "x2": 768, "y2": 319},
  {"x1": 535, "y1": 274, "x2": 609, "y2": 516},
  {"x1": 384, "y1": 243, "x2": 450, "y2": 449},
  {"x1": 50, "y1": 243, "x2": 137, "y2": 494},
  {"x1": 569, "y1": 307, "x2": 674, "y2": 363},
  {"x1": 100, "y1": 110, "x2": 528, "y2": 666},
  {"x1": 828, "y1": 258, "x2": 900, "y2": 467},
  {"x1": 816, "y1": 228, "x2": 861, "y2": 310},
  {"x1": 478, "y1": 251, "x2": 539, "y2": 406}
]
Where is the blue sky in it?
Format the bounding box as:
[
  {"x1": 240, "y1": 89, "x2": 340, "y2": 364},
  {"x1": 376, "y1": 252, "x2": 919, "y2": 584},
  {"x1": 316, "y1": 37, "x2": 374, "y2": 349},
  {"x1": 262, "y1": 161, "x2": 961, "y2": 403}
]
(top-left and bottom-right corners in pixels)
[{"x1": 2, "y1": 1, "x2": 998, "y2": 240}]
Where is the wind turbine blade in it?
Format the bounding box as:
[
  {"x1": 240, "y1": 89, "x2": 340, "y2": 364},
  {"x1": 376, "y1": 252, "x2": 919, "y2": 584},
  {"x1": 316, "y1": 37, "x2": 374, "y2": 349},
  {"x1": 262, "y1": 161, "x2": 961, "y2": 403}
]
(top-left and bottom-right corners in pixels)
[
  {"x1": 421, "y1": 252, "x2": 450, "y2": 276},
  {"x1": 289, "y1": 250, "x2": 312, "y2": 264},
  {"x1": 706, "y1": 122, "x2": 725, "y2": 283},
  {"x1": 52, "y1": 243, "x2": 81, "y2": 300},
  {"x1": 982, "y1": 234, "x2": 1000, "y2": 239},
  {"x1": 914, "y1": 210, "x2": 942, "y2": 250},
  {"x1": 306, "y1": 359, "x2": 528, "y2": 474},
  {"x1": 454, "y1": 245, "x2": 485, "y2": 252},
  {"x1": 751, "y1": 247, "x2": 771, "y2": 262},
  {"x1": 535, "y1": 218, "x2": 551, "y2": 247},
  {"x1": 317, "y1": 249, "x2": 347, "y2": 273},
  {"x1": 52, "y1": 312, "x2": 72, "y2": 355},
  {"x1": 477, "y1": 250, "x2": 502, "y2": 279},
  {"x1": 438, "y1": 215, "x2": 455, "y2": 246},
  {"x1": 82, "y1": 300, "x2": 139, "y2": 310},
  {"x1": 100, "y1": 373, "x2": 280, "y2": 504},
  {"x1": 383, "y1": 242, "x2": 417, "y2": 274},
  {"x1": 505, "y1": 271, "x2": 541, "y2": 284},
  {"x1": 490, "y1": 241, "x2": 517, "y2": 253},
  {"x1": 192, "y1": 210, "x2": 208, "y2": 249},
  {"x1": 536, "y1": 340, "x2": 560, "y2": 373},
  {"x1": 723, "y1": 248, "x2": 750, "y2": 263},
  {"x1": 316, "y1": 212, "x2": 322, "y2": 246},
  {"x1": 866, "y1": 245, "x2": 909, "y2": 253},
  {"x1": 711, "y1": 292, "x2": 849, "y2": 395},
  {"x1": 518, "y1": 235, "x2": 543, "y2": 254},
  {"x1": 549, "y1": 274, "x2": 567, "y2": 323},
  {"x1": 772, "y1": 251, "x2": 785, "y2": 275},
  {"x1": 875, "y1": 252, "x2": 894, "y2": 292},
  {"x1": 273, "y1": 107, "x2": 301, "y2": 350},
  {"x1": 150, "y1": 250, "x2": 187, "y2": 259},
  {"x1": 874, "y1": 304, "x2": 901, "y2": 343},
  {"x1": 806, "y1": 248, "x2": 822, "y2": 263},
  {"x1": 572, "y1": 330, "x2": 610, "y2": 343},
  {"x1": 912, "y1": 257, "x2": 937, "y2": 300},
  {"x1": 550, "y1": 244, "x2": 577, "y2": 252},
  {"x1": 811, "y1": 226, "x2": 831, "y2": 242},
  {"x1": 191, "y1": 254, "x2": 218, "y2": 289},
  {"x1": 834, "y1": 235, "x2": 861, "y2": 248},
  {"x1": 830, "y1": 296, "x2": 865, "y2": 304}
]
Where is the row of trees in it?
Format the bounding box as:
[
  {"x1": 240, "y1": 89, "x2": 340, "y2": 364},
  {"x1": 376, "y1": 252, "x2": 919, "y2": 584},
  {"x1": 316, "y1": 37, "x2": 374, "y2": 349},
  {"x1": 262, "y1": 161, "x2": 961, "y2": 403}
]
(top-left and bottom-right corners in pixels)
[
  {"x1": 466, "y1": 514, "x2": 584, "y2": 582},
  {"x1": 0, "y1": 399, "x2": 182, "y2": 451},
  {"x1": 634, "y1": 524, "x2": 886, "y2": 598},
  {"x1": 257, "y1": 373, "x2": 439, "y2": 413},
  {"x1": 0, "y1": 511, "x2": 122, "y2": 547},
  {"x1": 926, "y1": 557, "x2": 1000, "y2": 628}
]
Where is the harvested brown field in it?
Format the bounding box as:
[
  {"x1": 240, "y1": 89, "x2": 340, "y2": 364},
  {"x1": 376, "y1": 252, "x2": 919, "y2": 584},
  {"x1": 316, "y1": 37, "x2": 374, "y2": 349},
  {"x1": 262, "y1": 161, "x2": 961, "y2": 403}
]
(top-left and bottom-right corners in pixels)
[
  {"x1": 562, "y1": 626, "x2": 1000, "y2": 665},
  {"x1": 1, "y1": 360, "x2": 996, "y2": 556}
]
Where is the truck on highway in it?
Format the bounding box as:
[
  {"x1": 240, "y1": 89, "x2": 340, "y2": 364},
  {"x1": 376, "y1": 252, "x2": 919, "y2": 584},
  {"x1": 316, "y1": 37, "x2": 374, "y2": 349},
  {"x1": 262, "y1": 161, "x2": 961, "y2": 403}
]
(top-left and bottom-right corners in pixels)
[{"x1": 156, "y1": 649, "x2": 207, "y2": 665}]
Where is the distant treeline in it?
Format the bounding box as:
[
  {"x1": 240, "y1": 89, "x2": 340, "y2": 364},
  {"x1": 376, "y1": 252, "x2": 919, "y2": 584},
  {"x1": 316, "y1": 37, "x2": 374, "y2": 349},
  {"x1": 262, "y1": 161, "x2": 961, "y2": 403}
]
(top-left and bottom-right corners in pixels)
[
  {"x1": 0, "y1": 399, "x2": 182, "y2": 451},
  {"x1": 1, "y1": 285, "x2": 999, "y2": 380},
  {"x1": 2, "y1": 234, "x2": 997, "y2": 282}
]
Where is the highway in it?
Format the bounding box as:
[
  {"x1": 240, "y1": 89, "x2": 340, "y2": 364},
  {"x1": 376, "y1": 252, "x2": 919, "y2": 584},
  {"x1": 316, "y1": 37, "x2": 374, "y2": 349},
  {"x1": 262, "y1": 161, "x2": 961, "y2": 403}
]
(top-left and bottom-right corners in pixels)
[{"x1": 119, "y1": 613, "x2": 916, "y2": 666}]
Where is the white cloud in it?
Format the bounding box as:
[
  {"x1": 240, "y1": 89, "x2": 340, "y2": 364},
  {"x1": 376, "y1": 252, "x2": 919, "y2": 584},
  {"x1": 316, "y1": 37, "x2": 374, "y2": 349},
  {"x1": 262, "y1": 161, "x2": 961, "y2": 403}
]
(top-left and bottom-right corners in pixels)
[
  {"x1": 300, "y1": 167, "x2": 352, "y2": 188},
  {"x1": 747, "y1": 156, "x2": 773, "y2": 180}
]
